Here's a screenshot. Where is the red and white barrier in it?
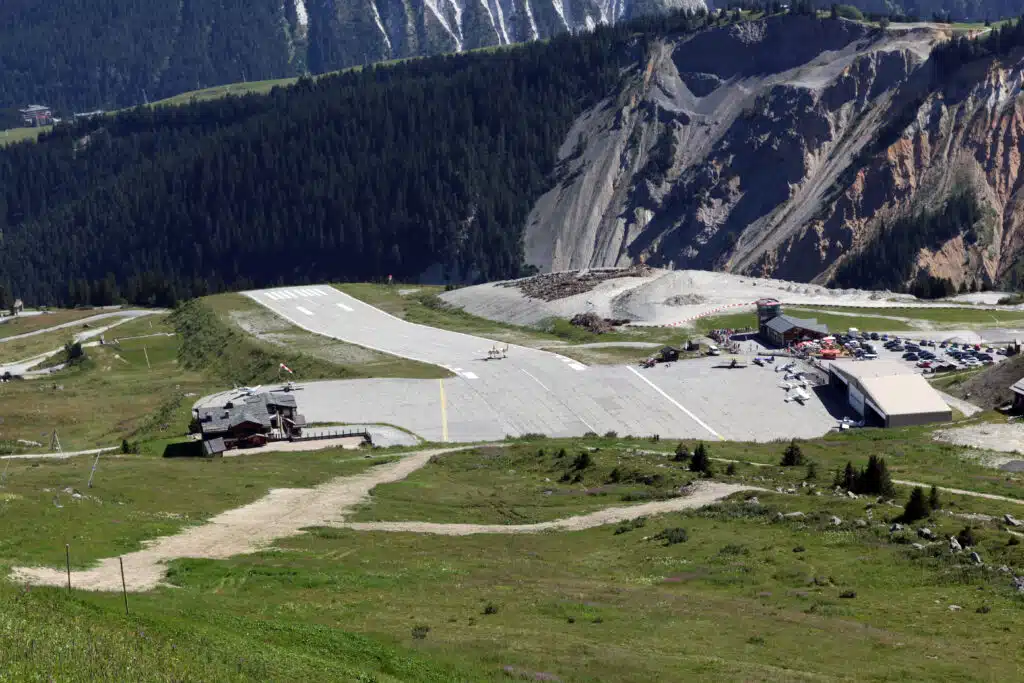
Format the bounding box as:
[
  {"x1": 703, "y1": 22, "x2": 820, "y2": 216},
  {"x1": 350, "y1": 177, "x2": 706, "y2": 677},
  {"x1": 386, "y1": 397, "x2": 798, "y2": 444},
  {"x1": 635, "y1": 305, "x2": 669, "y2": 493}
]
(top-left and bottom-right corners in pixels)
[{"x1": 665, "y1": 301, "x2": 757, "y2": 327}]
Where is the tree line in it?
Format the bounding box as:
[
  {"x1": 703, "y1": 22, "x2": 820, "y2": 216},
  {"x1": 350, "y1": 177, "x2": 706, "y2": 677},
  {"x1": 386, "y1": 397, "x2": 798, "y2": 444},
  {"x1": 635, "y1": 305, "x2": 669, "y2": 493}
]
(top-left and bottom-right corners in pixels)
[{"x1": 0, "y1": 10, "x2": 720, "y2": 308}]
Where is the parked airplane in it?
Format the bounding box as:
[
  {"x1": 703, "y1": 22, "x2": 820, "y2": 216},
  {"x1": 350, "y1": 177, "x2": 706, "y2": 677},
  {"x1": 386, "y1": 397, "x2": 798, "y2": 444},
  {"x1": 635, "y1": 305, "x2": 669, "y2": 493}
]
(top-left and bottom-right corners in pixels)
[{"x1": 232, "y1": 384, "x2": 262, "y2": 397}]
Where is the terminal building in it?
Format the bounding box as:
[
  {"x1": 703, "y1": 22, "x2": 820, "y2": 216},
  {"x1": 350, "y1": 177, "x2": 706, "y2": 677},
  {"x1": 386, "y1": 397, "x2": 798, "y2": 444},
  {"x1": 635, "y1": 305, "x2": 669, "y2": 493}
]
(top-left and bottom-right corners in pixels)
[
  {"x1": 828, "y1": 360, "x2": 952, "y2": 427},
  {"x1": 756, "y1": 299, "x2": 829, "y2": 346}
]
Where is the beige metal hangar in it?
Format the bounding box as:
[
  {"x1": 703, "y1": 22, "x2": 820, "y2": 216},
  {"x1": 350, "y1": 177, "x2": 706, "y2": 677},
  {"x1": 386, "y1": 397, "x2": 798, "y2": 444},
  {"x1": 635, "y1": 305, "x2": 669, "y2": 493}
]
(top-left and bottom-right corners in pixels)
[{"x1": 828, "y1": 360, "x2": 952, "y2": 427}]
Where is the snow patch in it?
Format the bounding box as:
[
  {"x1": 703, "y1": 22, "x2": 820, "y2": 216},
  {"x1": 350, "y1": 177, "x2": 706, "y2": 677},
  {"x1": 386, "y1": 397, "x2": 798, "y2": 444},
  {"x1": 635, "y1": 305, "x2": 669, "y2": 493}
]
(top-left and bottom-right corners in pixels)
[
  {"x1": 370, "y1": 0, "x2": 392, "y2": 53},
  {"x1": 551, "y1": 0, "x2": 570, "y2": 32},
  {"x1": 424, "y1": 0, "x2": 463, "y2": 51},
  {"x1": 491, "y1": 0, "x2": 511, "y2": 44},
  {"x1": 293, "y1": 0, "x2": 308, "y2": 27},
  {"x1": 523, "y1": 0, "x2": 539, "y2": 40}
]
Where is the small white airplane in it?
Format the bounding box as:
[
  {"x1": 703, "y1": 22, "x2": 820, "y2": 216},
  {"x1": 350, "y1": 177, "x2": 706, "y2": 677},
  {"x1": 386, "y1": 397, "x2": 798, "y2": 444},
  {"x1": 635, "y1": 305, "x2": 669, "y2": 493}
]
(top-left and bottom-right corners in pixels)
[
  {"x1": 776, "y1": 362, "x2": 795, "y2": 374},
  {"x1": 233, "y1": 384, "x2": 262, "y2": 396},
  {"x1": 784, "y1": 387, "x2": 811, "y2": 404},
  {"x1": 485, "y1": 344, "x2": 509, "y2": 360}
]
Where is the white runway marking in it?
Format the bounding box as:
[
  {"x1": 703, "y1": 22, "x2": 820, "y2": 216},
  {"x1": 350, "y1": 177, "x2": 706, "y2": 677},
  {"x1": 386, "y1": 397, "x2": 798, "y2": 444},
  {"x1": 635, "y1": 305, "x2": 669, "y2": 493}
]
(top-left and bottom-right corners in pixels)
[
  {"x1": 279, "y1": 291, "x2": 296, "y2": 299},
  {"x1": 337, "y1": 302, "x2": 354, "y2": 312},
  {"x1": 521, "y1": 368, "x2": 549, "y2": 392},
  {"x1": 626, "y1": 366, "x2": 723, "y2": 441},
  {"x1": 264, "y1": 292, "x2": 281, "y2": 300},
  {"x1": 296, "y1": 306, "x2": 314, "y2": 316},
  {"x1": 461, "y1": 371, "x2": 479, "y2": 380}
]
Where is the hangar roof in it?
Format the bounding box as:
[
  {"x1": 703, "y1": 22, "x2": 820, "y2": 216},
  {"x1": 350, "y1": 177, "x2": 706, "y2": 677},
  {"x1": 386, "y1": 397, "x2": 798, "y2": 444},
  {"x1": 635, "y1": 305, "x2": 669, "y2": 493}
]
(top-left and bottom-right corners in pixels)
[{"x1": 830, "y1": 361, "x2": 951, "y2": 417}]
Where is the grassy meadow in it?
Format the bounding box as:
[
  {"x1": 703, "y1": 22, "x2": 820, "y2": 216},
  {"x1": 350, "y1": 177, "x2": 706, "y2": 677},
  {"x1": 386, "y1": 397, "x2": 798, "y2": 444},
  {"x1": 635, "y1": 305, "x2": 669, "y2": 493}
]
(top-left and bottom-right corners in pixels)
[{"x1": 1, "y1": 433, "x2": 1022, "y2": 680}]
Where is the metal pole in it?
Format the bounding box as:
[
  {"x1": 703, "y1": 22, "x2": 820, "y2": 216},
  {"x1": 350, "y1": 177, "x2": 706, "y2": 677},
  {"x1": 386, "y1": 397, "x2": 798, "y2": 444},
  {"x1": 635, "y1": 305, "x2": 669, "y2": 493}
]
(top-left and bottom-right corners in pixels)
[
  {"x1": 65, "y1": 544, "x2": 71, "y2": 594},
  {"x1": 120, "y1": 557, "x2": 129, "y2": 616},
  {"x1": 88, "y1": 453, "x2": 100, "y2": 488}
]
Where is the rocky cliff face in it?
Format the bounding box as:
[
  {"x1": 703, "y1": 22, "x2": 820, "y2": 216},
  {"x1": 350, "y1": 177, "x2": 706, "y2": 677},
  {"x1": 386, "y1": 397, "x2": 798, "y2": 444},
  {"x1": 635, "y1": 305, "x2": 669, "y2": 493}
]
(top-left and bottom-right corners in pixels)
[{"x1": 523, "y1": 17, "x2": 1024, "y2": 289}]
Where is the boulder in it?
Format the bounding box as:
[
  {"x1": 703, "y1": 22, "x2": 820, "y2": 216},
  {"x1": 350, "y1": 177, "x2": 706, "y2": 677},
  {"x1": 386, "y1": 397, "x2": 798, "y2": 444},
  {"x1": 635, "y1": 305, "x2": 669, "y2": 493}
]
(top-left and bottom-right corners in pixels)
[
  {"x1": 783, "y1": 511, "x2": 806, "y2": 519},
  {"x1": 970, "y1": 551, "x2": 983, "y2": 565},
  {"x1": 949, "y1": 537, "x2": 963, "y2": 553},
  {"x1": 746, "y1": 496, "x2": 760, "y2": 505},
  {"x1": 1004, "y1": 514, "x2": 1022, "y2": 528},
  {"x1": 890, "y1": 523, "x2": 904, "y2": 533},
  {"x1": 1013, "y1": 576, "x2": 1024, "y2": 593},
  {"x1": 917, "y1": 528, "x2": 936, "y2": 541},
  {"x1": 846, "y1": 491, "x2": 857, "y2": 499},
  {"x1": 948, "y1": 604, "x2": 962, "y2": 612},
  {"x1": 829, "y1": 516, "x2": 842, "y2": 526},
  {"x1": 911, "y1": 543, "x2": 926, "y2": 550},
  {"x1": 855, "y1": 519, "x2": 868, "y2": 528}
]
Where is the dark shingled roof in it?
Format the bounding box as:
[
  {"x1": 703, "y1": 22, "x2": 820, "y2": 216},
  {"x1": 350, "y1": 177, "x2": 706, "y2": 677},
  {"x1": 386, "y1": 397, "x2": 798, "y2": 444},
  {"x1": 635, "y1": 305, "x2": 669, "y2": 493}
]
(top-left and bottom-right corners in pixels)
[
  {"x1": 763, "y1": 314, "x2": 828, "y2": 336},
  {"x1": 198, "y1": 391, "x2": 297, "y2": 436},
  {"x1": 203, "y1": 437, "x2": 227, "y2": 456}
]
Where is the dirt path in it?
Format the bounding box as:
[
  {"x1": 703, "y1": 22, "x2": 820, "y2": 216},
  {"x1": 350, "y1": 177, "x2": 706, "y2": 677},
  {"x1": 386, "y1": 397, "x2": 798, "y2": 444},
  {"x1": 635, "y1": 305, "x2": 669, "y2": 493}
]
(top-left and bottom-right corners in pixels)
[
  {"x1": 9, "y1": 447, "x2": 458, "y2": 592},
  {"x1": 341, "y1": 481, "x2": 759, "y2": 536},
  {"x1": 893, "y1": 480, "x2": 1024, "y2": 505}
]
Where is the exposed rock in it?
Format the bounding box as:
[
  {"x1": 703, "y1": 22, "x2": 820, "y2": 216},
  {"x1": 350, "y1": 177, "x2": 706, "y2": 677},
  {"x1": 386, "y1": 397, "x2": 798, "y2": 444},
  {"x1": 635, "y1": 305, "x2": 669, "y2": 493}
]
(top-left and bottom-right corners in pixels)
[
  {"x1": 783, "y1": 511, "x2": 806, "y2": 519},
  {"x1": 746, "y1": 496, "x2": 760, "y2": 506},
  {"x1": 855, "y1": 519, "x2": 868, "y2": 528},
  {"x1": 949, "y1": 604, "x2": 962, "y2": 612},
  {"x1": 917, "y1": 528, "x2": 937, "y2": 541},
  {"x1": 1005, "y1": 514, "x2": 1022, "y2": 528},
  {"x1": 829, "y1": 516, "x2": 842, "y2": 527},
  {"x1": 890, "y1": 523, "x2": 904, "y2": 533},
  {"x1": 1013, "y1": 576, "x2": 1024, "y2": 593},
  {"x1": 911, "y1": 543, "x2": 926, "y2": 550},
  {"x1": 949, "y1": 537, "x2": 963, "y2": 553},
  {"x1": 970, "y1": 551, "x2": 983, "y2": 565},
  {"x1": 846, "y1": 491, "x2": 857, "y2": 499}
]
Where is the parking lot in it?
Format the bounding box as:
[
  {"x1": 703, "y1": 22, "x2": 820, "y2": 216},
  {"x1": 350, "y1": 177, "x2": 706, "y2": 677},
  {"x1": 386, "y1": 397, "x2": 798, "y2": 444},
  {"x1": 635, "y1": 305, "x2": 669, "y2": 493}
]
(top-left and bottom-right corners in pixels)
[{"x1": 833, "y1": 331, "x2": 1010, "y2": 376}]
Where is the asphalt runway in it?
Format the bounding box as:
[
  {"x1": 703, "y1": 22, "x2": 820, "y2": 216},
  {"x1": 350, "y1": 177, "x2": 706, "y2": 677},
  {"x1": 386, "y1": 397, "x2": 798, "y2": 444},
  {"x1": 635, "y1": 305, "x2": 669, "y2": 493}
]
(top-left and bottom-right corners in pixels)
[{"x1": 236, "y1": 286, "x2": 845, "y2": 443}]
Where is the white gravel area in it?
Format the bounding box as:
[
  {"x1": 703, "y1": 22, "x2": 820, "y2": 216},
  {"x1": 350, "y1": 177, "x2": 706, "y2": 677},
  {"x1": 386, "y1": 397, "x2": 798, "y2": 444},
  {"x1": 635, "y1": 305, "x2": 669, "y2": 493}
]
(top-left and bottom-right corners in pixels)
[
  {"x1": 442, "y1": 269, "x2": 1015, "y2": 328},
  {"x1": 934, "y1": 424, "x2": 1024, "y2": 457}
]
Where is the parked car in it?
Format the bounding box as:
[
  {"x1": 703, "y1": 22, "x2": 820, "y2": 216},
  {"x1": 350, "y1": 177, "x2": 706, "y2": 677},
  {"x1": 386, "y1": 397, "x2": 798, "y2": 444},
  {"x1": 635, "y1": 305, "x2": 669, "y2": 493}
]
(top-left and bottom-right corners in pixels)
[
  {"x1": 870, "y1": 332, "x2": 880, "y2": 340},
  {"x1": 917, "y1": 360, "x2": 932, "y2": 368},
  {"x1": 863, "y1": 352, "x2": 878, "y2": 360},
  {"x1": 903, "y1": 352, "x2": 919, "y2": 361}
]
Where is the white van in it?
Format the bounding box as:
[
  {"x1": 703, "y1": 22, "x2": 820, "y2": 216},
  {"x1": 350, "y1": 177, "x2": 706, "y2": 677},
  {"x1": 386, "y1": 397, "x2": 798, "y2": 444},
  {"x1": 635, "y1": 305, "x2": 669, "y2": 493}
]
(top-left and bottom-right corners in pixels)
[{"x1": 707, "y1": 344, "x2": 721, "y2": 356}]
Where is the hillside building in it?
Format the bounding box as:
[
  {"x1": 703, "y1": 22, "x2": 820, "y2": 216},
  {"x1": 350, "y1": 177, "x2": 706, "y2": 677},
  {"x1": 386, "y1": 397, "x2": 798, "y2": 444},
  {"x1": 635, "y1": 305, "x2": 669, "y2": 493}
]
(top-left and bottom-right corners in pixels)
[
  {"x1": 828, "y1": 360, "x2": 952, "y2": 427},
  {"x1": 756, "y1": 299, "x2": 829, "y2": 346},
  {"x1": 19, "y1": 105, "x2": 53, "y2": 127},
  {"x1": 194, "y1": 391, "x2": 306, "y2": 455},
  {"x1": 1012, "y1": 378, "x2": 1024, "y2": 411}
]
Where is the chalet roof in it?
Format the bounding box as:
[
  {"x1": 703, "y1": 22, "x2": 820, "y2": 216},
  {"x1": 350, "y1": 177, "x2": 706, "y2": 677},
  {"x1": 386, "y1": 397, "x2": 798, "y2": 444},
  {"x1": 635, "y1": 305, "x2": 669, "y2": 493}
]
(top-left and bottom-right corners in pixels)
[
  {"x1": 1012, "y1": 378, "x2": 1024, "y2": 396},
  {"x1": 197, "y1": 390, "x2": 297, "y2": 435},
  {"x1": 764, "y1": 314, "x2": 828, "y2": 336},
  {"x1": 203, "y1": 438, "x2": 226, "y2": 456}
]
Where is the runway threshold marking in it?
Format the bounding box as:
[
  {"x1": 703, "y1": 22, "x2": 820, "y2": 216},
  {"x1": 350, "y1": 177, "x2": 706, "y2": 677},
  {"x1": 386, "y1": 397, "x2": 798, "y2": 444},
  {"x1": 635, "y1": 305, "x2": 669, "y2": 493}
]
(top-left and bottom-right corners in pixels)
[
  {"x1": 295, "y1": 306, "x2": 314, "y2": 316},
  {"x1": 626, "y1": 366, "x2": 724, "y2": 441},
  {"x1": 439, "y1": 379, "x2": 449, "y2": 442},
  {"x1": 336, "y1": 302, "x2": 354, "y2": 312}
]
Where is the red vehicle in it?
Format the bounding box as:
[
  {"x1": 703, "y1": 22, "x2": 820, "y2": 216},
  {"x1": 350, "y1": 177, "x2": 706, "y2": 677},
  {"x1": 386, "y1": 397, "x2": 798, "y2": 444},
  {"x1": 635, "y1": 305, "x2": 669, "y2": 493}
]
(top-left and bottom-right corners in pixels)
[{"x1": 916, "y1": 360, "x2": 932, "y2": 368}]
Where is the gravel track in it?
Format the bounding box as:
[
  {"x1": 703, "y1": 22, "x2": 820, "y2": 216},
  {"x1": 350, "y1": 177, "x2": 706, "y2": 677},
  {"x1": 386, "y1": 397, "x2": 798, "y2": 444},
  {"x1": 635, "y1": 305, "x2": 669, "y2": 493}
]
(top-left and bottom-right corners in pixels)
[
  {"x1": 9, "y1": 447, "x2": 459, "y2": 592},
  {"x1": 341, "y1": 481, "x2": 759, "y2": 536}
]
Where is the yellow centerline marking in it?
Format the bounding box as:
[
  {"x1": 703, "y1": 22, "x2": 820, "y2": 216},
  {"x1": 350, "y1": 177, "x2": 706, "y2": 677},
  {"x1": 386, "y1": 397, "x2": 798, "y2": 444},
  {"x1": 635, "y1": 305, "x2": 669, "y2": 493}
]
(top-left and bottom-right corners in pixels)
[{"x1": 439, "y1": 379, "x2": 449, "y2": 442}]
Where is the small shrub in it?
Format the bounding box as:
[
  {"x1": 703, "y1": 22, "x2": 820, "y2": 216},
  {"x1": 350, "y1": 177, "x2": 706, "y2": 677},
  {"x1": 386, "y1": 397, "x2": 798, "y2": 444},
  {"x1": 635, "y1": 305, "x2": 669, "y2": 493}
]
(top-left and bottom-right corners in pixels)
[
  {"x1": 793, "y1": 546, "x2": 806, "y2": 553},
  {"x1": 956, "y1": 526, "x2": 977, "y2": 548},
  {"x1": 673, "y1": 442, "x2": 690, "y2": 461},
  {"x1": 556, "y1": 448, "x2": 567, "y2": 459},
  {"x1": 537, "y1": 448, "x2": 546, "y2": 458},
  {"x1": 725, "y1": 462, "x2": 736, "y2": 476},
  {"x1": 900, "y1": 487, "x2": 930, "y2": 523},
  {"x1": 615, "y1": 517, "x2": 647, "y2": 534},
  {"x1": 603, "y1": 431, "x2": 618, "y2": 438},
  {"x1": 719, "y1": 543, "x2": 748, "y2": 556},
  {"x1": 690, "y1": 442, "x2": 712, "y2": 475},
  {"x1": 839, "y1": 590, "x2": 857, "y2": 599},
  {"x1": 567, "y1": 616, "x2": 576, "y2": 623},
  {"x1": 649, "y1": 434, "x2": 660, "y2": 443},
  {"x1": 607, "y1": 467, "x2": 622, "y2": 483},
  {"x1": 411, "y1": 625, "x2": 430, "y2": 640},
  {"x1": 583, "y1": 431, "x2": 597, "y2": 438},
  {"x1": 976, "y1": 605, "x2": 991, "y2": 614},
  {"x1": 592, "y1": 617, "x2": 603, "y2": 624},
  {"x1": 572, "y1": 452, "x2": 592, "y2": 470},
  {"x1": 1008, "y1": 536, "x2": 1020, "y2": 547},
  {"x1": 928, "y1": 485, "x2": 941, "y2": 511},
  {"x1": 805, "y1": 462, "x2": 817, "y2": 481},
  {"x1": 483, "y1": 603, "x2": 499, "y2": 615},
  {"x1": 747, "y1": 635, "x2": 766, "y2": 645},
  {"x1": 780, "y1": 439, "x2": 805, "y2": 467},
  {"x1": 655, "y1": 527, "x2": 689, "y2": 546}
]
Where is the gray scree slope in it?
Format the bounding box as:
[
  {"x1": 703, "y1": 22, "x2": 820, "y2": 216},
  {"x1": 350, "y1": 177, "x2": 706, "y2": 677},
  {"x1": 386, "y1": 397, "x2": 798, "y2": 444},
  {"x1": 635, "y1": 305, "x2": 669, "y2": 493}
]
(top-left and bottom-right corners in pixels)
[{"x1": 242, "y1": 285, "x2": 839, "y2": 442}]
